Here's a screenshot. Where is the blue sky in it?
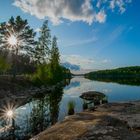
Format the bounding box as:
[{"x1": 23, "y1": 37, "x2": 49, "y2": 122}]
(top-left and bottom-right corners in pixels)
[{"x1": 0, "y1": 0, "x2": 140, "y2": 70}]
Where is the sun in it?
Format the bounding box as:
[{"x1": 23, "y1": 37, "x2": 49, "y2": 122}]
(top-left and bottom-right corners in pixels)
[
  {"x1": 7, "y1": 35, "x2": 18, "y2": 46},
  {"x1": 0, "y1": 103, "x2": 17, "y2": 120},
  {"x1": 6, "y1": 110, "x2": 14, "y2": 118}
]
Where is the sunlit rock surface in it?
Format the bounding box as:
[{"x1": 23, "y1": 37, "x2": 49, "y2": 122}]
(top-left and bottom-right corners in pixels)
[{"x1": 31, "y1": 101, "x2": 140, "y2": 140}]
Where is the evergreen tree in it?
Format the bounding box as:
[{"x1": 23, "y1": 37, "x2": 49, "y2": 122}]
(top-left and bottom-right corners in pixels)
[
  {"x1": 49, "y1": 36, "x2": 63, "y2": 83},
  {"x1": 50, "y1": 36, "x2": 60, "y2": 69},
  {"x1": 34, "y1": 20, "x2": 51, "y2": 64},
  {"x1": 0, "y1": 16, "x2": 36, "y2": 56},
  {"x1": 0, "y1": 16, "x2": 36, "y2": 78}
]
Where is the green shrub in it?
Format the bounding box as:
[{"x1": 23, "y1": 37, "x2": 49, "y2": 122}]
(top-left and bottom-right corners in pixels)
[
  {"x1": 67, "y1": 101, "x2": 75, "y2": 115},
  {"x1": 31, "y1": 64, "x2": 70, "y2": 86}
]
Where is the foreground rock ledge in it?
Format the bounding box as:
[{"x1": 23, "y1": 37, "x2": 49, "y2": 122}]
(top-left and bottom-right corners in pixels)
[{"x1": 31, "y1": 101, "x2": 140, "y2": 140}]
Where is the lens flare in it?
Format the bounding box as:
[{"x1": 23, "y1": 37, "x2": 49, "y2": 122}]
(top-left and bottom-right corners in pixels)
[
  {"x1": 6, "y1": 110, "x2": 13, "y2": 118},
  {"x1": 7, "y1": 35, "x2": 17, "y2": 46},
  {"x1": 0, "y1": 103, "x2": 17, "y2": 120}
]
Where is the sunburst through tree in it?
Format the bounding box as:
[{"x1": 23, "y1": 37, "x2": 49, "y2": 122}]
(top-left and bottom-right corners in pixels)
[
  {"x1": 0, "y1": 16, "x2": 36, "y2": 53},
  {"x1": 7, "y1": 35, "x2": 17, "y2": 46},
  {"x1": 0, "y1": 16, "x2": 36, "y2": 78}
]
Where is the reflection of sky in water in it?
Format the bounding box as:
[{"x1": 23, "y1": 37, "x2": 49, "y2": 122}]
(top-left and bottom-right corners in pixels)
[
  {"x1": 64, "y1": 77, "x2": 140, "y2": 101},
  {"x1": 59, "y1": 77, "x2": 140, "y2": 120},
  {"x1": 64, "y1": 81, "x2": 80, "y2": 90}
]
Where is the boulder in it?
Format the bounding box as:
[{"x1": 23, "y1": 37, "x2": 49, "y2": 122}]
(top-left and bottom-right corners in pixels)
[{"x1": 80, "y1": 91, "x2": 106, "y2": 101}]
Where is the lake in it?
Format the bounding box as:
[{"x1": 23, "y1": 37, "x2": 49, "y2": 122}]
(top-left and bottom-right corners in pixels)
[{"x1": 1, "y1": 76, "x2": 140, "y2": 139}]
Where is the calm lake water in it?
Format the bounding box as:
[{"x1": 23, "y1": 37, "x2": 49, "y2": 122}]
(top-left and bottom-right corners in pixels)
[{"x1": 1, "y1": 76, "x2": 140, "y2": 139}]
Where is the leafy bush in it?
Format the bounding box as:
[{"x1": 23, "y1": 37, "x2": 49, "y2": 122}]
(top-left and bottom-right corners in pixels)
[
  {"x1": 31, "y1": 64, "x2": 71, "y2": 86},
  {"x1": 67, "y1": 101, "x2": 75, "y2": 115}
]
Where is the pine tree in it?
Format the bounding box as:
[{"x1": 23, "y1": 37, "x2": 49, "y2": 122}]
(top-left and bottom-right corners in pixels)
[
  {"x1": 50, "y1": 36, "x2": 60, "y2": 69},
  {"x1": 0, "y1": 16, "x2": 36, "y2": 56},
  {"x1": 49, "y1": 36, "x2": 62, "y2": 83},
  {"x1": 35, "y1": 20, "x2": 51, "y2": 64},
  {"x1": 0, "y1": 16, "x2": 36, "y2": 78}
]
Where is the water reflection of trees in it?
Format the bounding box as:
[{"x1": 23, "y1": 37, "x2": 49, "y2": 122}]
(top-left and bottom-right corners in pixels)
[
  {"x1": 29, "y1": 86, "x2": 64, "y2": 135},
  {"x1": 0, "y1": 79, "x2": 70, "y2": 139},
  {"x1": 86, "y1": 77, "x2": 140, "y2": 86}
]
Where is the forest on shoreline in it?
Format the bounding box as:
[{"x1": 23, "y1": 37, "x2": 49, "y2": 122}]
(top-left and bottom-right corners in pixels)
[
  {"x1": 85, "y1": 66, "x2": 140, "y2": 86},
  {"x1": 0, "y1": 16, "x2": 71, "y2": 86}
]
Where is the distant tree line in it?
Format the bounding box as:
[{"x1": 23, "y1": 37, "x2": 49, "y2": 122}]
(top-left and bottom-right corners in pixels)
[
  {"x1": 85, "y1": 66, "x2": 140, "y2": 86},
  {"x1": 0, "y1": 16, "x2": 71, "y2": 85}
]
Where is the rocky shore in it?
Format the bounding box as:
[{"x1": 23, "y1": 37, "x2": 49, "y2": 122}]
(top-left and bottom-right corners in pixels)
[{"x1": 31, "y1": 101, "x2": 140, "y2": 140}]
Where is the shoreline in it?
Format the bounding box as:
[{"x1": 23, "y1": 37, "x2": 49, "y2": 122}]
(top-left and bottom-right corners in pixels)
[{"x1": 31, "y1": 101, "x2": 140, "y2": 140}]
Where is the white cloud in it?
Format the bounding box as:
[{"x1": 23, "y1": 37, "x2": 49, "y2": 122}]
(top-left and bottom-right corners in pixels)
[
  {"x1": 13, "y1": 0, "x2": 95, "y2": 25},
  {"x1": 96, "y1": 0, "x2": 102, "y2": 8},
  {"x1": 61, "y1": 55, "x2": 95, "y2": 69},
  {"x1": 61, "y1": 55, "x2": 112, "y2": 69},
  {"x1": 95, "y1": 10, "x2": 106, "y2": 23},
  {"x1": 102, "y1": 59, "x2": 111, "y2": 64},
  {"x1": 13, "y1": 0, "x2": 132, "y2": 25},
  {"x1": 109, "y1": 0, "x2": 132, "y2": 13},
  {"x1": 66, "y1": 37, "x2": 97, "y2": 47}
]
